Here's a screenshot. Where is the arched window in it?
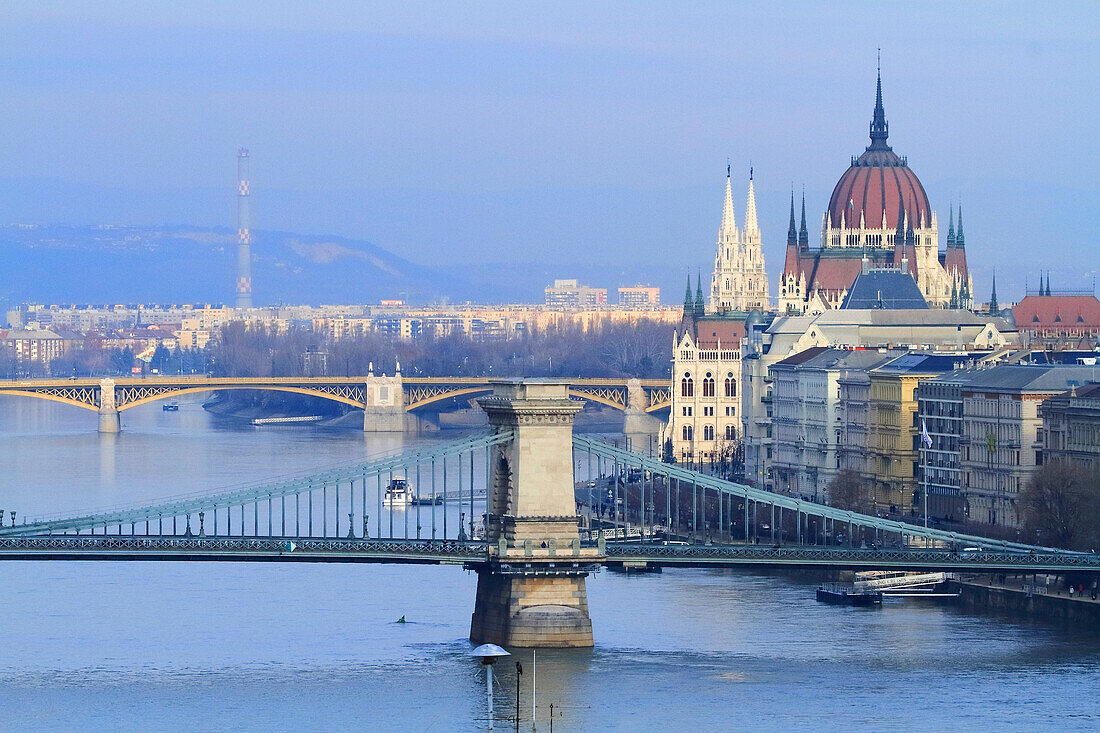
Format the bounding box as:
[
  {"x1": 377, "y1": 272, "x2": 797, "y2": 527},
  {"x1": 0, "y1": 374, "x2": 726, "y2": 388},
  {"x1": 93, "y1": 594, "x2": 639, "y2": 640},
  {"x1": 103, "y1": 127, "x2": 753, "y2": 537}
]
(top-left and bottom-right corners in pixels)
[
  {"x1": 681, "y1": 373, "x2": 694, "y2": 397},
  {"x1": 703, "y1": 425, "x2": 715, "y2": 441},
  {"x1": 682, "y1": 424, "x2": 693, "y2": 441},
  {"x1": 702, "y1": 372, "x2": 715, "y2": 397},
  {"x1": 726, "y1": 424, "x2": 736, "y2": 440},
  {"x1": 724, "y1": 372, "x2": 736, "y2": 397}
]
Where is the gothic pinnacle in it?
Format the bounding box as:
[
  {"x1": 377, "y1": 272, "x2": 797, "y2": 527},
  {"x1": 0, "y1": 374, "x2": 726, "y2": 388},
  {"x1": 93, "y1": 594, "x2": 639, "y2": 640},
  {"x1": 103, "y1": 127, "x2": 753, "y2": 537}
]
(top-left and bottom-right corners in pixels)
[{"x1": 787, "y1": 190, "x2": 797, "y2": 246}]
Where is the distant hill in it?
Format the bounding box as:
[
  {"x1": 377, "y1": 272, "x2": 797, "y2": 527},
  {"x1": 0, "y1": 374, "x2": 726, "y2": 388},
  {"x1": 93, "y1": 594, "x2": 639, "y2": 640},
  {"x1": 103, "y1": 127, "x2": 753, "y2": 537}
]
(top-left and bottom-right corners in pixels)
[{"x1": 0, "y1": 224, "x2": 511, "y2": 306}]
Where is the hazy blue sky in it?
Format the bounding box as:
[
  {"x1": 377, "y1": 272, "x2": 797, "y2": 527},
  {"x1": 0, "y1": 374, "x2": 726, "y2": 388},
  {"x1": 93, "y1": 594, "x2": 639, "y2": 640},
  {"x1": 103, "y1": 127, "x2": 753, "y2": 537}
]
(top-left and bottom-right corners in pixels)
[{"x1": 1, "y1": 1, "x2": 1096, "y2": 302}]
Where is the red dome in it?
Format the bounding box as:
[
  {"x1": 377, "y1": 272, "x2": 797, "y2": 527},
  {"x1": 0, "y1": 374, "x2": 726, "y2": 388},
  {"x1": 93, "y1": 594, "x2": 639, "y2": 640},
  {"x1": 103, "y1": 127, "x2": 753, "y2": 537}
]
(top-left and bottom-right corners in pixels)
[
  {"x1": 826, "y1": 70, "x2": 932, "y2": 232},
  {"x1": 827, "y1": 150, "x2": 931, "y2": 231}
]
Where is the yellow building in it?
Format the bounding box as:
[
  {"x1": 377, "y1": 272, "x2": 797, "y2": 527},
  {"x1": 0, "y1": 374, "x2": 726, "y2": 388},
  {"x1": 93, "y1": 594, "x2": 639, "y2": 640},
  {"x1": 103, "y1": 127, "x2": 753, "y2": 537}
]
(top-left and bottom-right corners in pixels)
[{"x1": 864, "y1": 354, "x2": 964, "y2": 515}]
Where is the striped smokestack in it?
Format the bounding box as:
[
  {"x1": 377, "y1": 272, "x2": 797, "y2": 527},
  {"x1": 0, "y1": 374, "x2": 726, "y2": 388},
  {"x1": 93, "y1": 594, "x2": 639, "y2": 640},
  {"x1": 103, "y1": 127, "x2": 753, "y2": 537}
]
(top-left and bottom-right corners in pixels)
[{"x1": 235, "y1": 148, "x2": 253, "y2": 309}]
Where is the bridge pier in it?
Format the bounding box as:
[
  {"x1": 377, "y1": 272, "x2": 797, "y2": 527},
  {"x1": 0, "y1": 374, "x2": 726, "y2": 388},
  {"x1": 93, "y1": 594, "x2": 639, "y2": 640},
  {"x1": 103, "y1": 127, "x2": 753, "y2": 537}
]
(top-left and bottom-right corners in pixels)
[
  {"x1": 622, "y1": 378, "x2": 663, "y2": 436},
  {"x1": 362, "y1": 371, "x2": 404, "y2": 432},
  {"x1": 97, "y1": 378, "x2": 120, "y2": 434},
  {"x1": 470, "y1": 380, "x2": 600, "y2": 648}
]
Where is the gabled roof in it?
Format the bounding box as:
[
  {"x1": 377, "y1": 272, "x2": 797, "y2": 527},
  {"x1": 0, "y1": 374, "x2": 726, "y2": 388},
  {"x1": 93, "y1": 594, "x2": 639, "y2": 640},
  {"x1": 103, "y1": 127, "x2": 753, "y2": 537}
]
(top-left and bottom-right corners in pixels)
[
  {"x1": 840, "y1": 268, "x2": 928, "y2": 309},
  {"x1": 774, "y1": 346, "x2": 830, "y2": 367},
  {"x1": 1013, "y1": 294, "x2": 1100, "y2": 330},
  {"x1": 954, "y1": 364, "x2": 1100, "y2": 392}
]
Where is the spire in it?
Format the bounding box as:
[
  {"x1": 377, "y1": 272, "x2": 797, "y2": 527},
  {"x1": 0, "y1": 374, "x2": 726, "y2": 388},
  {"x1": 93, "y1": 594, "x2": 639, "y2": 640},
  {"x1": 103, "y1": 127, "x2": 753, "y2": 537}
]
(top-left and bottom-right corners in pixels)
[
  {"x1": 1046, "y1": 272, "x2": 1052, "y2": 296},
  {"x1": 950, "y1": 279, "x2": 958, "y2": 309},
  {"x1": 868, "y1": 51, "x2": 890, "y2": 148},
  {"x1": 955, "y1": 204, "x2": 965, "y2": 247},
  {"x1": 894, "y1": 199, "x2": 906, "y2": 249},
  {"x1": 798, "y1": 190, "x2": 809, "y2": 249},
  {"x1": 719, "y1": 166, "x2": 737, "y2": 239},
  {"x1": 744, "y1": 168, "x2": 759, "y2": 235},
  {"x1": 787, "y1": 190, "x2": 797, "y2": 247},
  {"x1": 946, "y1": 204, "x2": 956, "y2": 247},
  {"x1": 989, "y1": 269, "x2": 998, "y2": 313},
  {"x1": 684, "y1": 276, "x2": 694, "y2": 310},
  {"x1": 694, "y1": 273, "x2": 705, "y2": 318}
]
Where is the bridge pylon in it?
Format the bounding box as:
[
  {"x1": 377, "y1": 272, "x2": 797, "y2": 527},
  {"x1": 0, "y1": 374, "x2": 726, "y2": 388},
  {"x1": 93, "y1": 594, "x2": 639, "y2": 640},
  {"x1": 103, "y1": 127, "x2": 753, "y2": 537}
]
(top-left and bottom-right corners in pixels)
[
  {"x1": 98, "y1": 378, "x2": 120, "y2": 433},
  {"x1": 362, "y1": 371, "x2": 404, "y2": 432},
  {"x1": 470, "y1": 379, "x2": 601, "y2": 648}
]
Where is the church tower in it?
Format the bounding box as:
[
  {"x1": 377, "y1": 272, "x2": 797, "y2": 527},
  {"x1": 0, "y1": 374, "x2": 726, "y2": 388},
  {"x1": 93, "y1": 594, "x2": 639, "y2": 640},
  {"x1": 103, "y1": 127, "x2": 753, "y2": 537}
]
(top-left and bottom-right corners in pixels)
[{"x1": 710, "y1": 166, "x2": 770, "y2": 312}]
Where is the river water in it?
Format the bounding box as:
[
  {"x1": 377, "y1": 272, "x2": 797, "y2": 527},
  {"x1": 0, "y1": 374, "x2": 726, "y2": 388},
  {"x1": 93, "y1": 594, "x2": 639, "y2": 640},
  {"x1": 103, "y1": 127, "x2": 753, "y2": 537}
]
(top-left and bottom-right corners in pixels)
[{"x1": 0, "y1": 398, "x2": 1097, "y2": 731}]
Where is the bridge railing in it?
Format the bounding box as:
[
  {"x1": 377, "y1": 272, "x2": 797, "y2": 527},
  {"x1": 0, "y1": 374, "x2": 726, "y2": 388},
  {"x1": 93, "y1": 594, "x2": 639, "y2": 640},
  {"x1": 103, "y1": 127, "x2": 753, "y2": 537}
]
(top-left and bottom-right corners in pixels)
[
  {"x1": 601, "y1": 543, "x2": 1100, "y2": 571},
  {"x1": 0, "y1": 431, "x2": 512, "y2": 541},
  {"x1": 572, "y1": 436, "x2": 1079, "y2": 556}
]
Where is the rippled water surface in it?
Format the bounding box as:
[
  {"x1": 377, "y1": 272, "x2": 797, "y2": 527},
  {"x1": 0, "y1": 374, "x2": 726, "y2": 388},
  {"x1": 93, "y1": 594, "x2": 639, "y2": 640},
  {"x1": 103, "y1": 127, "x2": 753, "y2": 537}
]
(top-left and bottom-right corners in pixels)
[{"x1": 1, "y1": 398, "x2": 1097, "y2": 731}]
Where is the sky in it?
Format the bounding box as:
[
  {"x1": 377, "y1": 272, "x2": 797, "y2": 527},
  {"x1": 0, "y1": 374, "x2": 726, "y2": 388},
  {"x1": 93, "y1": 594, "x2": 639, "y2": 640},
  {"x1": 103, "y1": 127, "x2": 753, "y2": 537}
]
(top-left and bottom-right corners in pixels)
[{"x1": 0, "y1": 1, "x2": 1097, "y2": 303}]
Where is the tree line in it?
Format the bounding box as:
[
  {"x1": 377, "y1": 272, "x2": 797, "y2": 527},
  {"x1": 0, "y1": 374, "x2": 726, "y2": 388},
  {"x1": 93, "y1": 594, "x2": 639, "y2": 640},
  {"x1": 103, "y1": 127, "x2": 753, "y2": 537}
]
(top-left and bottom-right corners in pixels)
[{"x1": 32, "y1": 320, "x2": 674, "y2": 380}]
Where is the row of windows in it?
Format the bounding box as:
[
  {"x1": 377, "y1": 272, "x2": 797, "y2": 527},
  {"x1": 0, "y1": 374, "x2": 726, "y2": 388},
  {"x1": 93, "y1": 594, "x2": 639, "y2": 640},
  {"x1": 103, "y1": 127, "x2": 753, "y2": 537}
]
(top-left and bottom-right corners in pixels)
[
  {"x1": 681, "y1": 425, "x2": 738, "y2": 441},
  {"x1": 681, "y1": 372, "x2": 737, "y2": 398}
]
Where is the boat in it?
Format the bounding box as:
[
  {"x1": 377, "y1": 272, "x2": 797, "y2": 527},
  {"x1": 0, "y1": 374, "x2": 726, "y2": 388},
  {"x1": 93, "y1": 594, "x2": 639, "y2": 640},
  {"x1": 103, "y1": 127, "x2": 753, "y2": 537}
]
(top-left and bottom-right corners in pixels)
[
  {"x1": 411, "y1": 493, "x2": 444, "y2": 506},
  {"x1": 383, "y1": 478, "x2": 413, "y2": 508},
  {"x1": 815, "y1": 583, "x2": 882, "y2": 606},
  {"x1": 162, "y1": 402, "x2": 179, "y2": 411},
  {"x1": 251, "y1": 415, "x2": 323, "y2": 426}
]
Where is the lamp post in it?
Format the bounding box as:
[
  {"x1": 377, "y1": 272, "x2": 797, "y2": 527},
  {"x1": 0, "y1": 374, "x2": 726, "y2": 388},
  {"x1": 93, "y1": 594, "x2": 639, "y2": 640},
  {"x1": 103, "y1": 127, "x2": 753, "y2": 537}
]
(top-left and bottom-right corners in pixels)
[{"x1": 471, "y1": 643, "x2": 510, "y2": 730}]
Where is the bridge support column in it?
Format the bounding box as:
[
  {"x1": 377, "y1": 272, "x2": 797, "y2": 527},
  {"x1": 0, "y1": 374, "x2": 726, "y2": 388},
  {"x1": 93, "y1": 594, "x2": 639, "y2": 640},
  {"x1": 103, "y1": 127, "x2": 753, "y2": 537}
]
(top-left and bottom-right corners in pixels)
[
  {"x1": 97, "y1": 378, "x2": 120, "y2": 434},
  {"x1": 623, "y1": 377, "x2": 662, "y2": 437},
  {"x1": 362, "y1": 369, "x2": 404, "y2": 432},
  {"x1": 470, "y1": 379, "x2": 600, "y2": 648}
]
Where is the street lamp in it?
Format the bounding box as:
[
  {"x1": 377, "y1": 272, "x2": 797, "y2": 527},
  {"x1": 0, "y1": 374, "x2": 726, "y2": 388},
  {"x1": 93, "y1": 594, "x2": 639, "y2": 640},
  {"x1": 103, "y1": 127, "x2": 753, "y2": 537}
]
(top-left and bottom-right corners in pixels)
[{"x1": 470, "y1": 643, "x2": 510, "y2": 730}]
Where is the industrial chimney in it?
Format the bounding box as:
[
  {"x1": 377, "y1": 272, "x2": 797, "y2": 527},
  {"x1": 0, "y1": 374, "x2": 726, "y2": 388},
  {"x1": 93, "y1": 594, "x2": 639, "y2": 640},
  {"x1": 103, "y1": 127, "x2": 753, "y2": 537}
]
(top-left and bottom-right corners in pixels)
[{"x1": 235, "y1": 148, "x2": 253, "y2": 309}]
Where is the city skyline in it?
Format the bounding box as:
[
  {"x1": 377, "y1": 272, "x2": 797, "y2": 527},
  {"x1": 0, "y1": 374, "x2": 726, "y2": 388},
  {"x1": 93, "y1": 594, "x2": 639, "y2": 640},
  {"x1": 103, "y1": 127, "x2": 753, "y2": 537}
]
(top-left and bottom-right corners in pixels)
[{"x1": 0, "y1": 2, "x2": 1096, "y2": 304}]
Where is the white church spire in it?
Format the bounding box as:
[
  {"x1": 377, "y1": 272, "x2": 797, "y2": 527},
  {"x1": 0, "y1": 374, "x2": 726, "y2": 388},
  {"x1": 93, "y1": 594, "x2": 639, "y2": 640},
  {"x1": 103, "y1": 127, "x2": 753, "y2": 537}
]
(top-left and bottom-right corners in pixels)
[
  {"x1": 709, "y1": 163, "x2": 769, "y2": 313},
  {"x1": 744, "y1": 165, "x2": 759, "y2": 238},
  {"x1": 719, "y1": 163, "x2": 737, "y2": 240}
]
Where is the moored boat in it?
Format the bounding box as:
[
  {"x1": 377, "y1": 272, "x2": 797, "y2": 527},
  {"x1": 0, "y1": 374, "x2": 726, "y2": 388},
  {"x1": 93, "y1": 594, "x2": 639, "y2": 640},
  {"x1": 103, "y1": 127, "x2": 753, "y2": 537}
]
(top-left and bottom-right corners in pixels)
[{"x1": 816, "y1": 583, "x2": 882, "y2": 606}]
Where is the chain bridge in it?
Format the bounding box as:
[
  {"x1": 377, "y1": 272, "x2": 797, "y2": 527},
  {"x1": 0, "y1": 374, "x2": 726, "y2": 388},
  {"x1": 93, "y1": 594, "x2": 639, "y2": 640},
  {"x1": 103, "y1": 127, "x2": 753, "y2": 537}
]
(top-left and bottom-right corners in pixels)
[
  {"x1": 2, "y1": 379, "x2": 1096, "y2": 648},
  {"x1": 0, "y1": 374, "x2": 670, "y2": 432}
]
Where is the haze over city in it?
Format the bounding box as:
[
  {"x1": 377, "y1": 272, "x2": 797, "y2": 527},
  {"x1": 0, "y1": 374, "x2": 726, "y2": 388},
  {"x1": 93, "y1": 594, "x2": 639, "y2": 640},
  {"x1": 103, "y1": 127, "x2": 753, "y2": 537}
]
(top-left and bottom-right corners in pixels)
[
  {"x1": 1, "y1": 1, "x2": 1097, "y2": 303},
  {"x1": 2, "y1": 4, "x2": 1099, "y2": 731}
]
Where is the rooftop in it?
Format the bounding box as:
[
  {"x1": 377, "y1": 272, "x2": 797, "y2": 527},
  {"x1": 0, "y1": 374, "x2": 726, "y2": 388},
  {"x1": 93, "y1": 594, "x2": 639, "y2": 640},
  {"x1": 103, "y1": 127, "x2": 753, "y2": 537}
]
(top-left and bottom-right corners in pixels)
[{"x1": 840, "y1": 267, "x2": 928, "y2": 310}]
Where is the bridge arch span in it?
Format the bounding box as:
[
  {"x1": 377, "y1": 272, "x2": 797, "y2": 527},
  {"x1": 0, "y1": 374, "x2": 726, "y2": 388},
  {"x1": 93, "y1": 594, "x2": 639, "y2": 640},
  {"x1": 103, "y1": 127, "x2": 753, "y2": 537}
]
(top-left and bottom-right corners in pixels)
[{"x1": 117, "y1": 385, "x2": 366, "y2": 411}]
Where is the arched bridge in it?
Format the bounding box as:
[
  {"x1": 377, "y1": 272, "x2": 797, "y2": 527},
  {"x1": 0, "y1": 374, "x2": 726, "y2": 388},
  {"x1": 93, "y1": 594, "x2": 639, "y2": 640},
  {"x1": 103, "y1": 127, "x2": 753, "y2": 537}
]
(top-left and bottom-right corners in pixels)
[{"x1": 0, "y1": 375, "x2": 671, "y2": 432}]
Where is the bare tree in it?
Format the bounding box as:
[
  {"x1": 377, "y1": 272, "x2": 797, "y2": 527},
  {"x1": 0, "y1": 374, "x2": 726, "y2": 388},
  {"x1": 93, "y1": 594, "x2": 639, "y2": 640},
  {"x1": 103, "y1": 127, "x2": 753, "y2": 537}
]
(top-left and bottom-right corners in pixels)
[
  {"x1": 827, "y1": 470, "x2": 873, "y2": 514},
  {"x1": 1020, "y1": 460, "x2": 1100, "y2": 551}
]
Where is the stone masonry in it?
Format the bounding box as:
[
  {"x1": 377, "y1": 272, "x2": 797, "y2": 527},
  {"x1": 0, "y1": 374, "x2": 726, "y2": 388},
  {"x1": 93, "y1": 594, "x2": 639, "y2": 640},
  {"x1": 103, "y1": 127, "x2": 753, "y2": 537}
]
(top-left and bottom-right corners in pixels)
[{"x1": 469, "y1": 379, "x2": 601, "y2": 648}]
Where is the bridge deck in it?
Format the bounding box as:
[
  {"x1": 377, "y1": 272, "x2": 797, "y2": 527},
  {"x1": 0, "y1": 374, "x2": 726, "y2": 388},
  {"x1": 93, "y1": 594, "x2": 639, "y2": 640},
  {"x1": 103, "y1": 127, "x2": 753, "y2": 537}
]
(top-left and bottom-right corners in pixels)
[
  {"x1": 603, "y1": 544, "x2": 1100, "y2": 573},
  {"x1": 0, "y1": 536, "x2": 489, "y2": 564},
  {"x1": 3, "y1": 536, "x2": 1097, "y2": 573}
]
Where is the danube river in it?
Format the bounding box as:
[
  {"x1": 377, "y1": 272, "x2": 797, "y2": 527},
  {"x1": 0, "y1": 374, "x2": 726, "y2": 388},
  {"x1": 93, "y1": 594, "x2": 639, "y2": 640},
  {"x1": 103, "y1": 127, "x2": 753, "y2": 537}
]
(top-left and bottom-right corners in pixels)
[{"x1": 0, "y1": 398, "x2": 1097, "y2": 731}]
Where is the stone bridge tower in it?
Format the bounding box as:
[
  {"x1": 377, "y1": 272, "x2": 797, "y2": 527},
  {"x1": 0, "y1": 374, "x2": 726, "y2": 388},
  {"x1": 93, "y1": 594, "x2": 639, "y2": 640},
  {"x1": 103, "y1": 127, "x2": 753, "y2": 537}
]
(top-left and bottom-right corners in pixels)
[{"x1": 470, "y1": 380, "x2": 601, "y2": 647}]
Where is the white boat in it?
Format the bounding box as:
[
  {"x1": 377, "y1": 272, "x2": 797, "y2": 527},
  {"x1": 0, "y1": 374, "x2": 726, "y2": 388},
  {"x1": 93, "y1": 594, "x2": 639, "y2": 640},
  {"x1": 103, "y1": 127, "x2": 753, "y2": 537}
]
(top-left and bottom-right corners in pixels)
[{"x1": 383, "y1": 478, "x2": 413, "y2": 508}]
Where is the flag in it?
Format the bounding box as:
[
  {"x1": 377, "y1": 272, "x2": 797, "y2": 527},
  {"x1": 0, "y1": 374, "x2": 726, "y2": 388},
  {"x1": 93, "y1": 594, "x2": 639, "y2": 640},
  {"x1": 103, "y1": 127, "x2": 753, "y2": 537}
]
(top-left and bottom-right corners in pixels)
[{"x1": 921, "y1": 419, "x2": 933, "y2": 448}]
